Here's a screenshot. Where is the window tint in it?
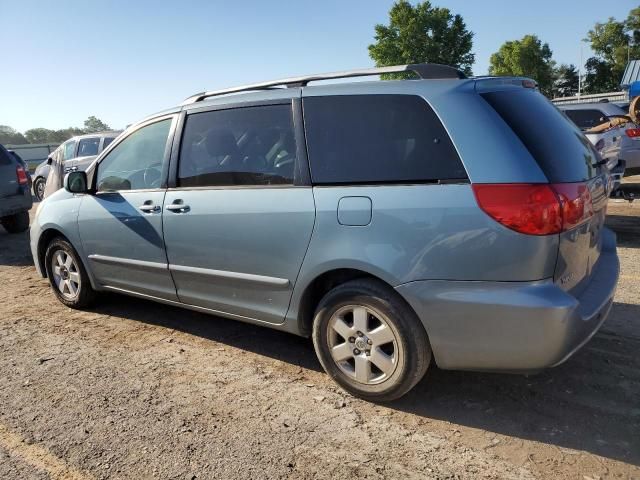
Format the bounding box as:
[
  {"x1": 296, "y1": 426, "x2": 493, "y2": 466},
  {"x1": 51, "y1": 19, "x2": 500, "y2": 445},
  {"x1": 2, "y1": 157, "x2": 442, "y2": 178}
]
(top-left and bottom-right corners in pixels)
[
  {"x1": 179, "y1": 105, "x2": 296, "y2": 187},
  {"x1": 97, "y1": 119, "x2": 171, "y2": 192},
  {"x1": 63, "y1": 140, "x2": 77, "y2": 161},
  {"x1": 482, "y1": 90, "x2": 597, "y2": 182},
  {"x1": 77, "y1": 137, "x2": 100, "y2": 157},
  {"x1": 563, "y1": 109, "x2": 607, "y2": 130},
  {"x1": 303, "y1": 95, "x2": 466, "y2": 184},
  {"x1": 102, "y1": 137, "x2": 115, "y2": 150}
]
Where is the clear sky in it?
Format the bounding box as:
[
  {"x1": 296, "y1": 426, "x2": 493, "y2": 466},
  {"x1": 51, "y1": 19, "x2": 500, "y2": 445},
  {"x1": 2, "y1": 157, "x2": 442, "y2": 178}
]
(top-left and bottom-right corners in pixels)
[{"x1": 0, "y1": 0, "x2": 635, "y2": 132}]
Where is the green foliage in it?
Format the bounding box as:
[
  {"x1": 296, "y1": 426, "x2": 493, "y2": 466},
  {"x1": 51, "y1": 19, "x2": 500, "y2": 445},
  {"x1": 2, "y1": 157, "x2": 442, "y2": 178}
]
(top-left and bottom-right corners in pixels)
[
  {"x1": 553, "y1": 64, "x2": 579, "y2": 98},
  {"x1": 368, "y1": 0, "x2": 474, "y2": 79},
  {"x1": 583, "y1": 9, "x2": 640, "y2": 94},
  {"x1": 488, "y1": 35, "x2": 555, "y2": 95},
  {"x1": 3, "y1": 117, "x2": 110, "y2": 145},
  {"x1": 0, "y1": 125, "x2": 28, "y2": 145},
  {"x1": 83, "y1": 115, "x2": 111, "y2": 133}
]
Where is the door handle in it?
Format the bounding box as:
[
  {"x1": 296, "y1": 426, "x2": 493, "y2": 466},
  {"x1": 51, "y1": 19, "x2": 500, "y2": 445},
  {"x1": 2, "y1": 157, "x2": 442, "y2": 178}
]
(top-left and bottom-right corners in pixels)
[
  {"x1": 166, "y1": 200, "x2": 190, "y2": 213},
  {"x1": 139, "y1": 203, "x2": 161, "y2": 213}
]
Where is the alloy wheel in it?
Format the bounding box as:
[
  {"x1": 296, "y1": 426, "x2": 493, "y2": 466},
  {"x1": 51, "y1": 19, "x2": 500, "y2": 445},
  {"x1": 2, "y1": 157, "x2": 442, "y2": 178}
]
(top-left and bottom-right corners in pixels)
[{"x1": 327, "y1": 305, "x2": 401, "y2": 385}]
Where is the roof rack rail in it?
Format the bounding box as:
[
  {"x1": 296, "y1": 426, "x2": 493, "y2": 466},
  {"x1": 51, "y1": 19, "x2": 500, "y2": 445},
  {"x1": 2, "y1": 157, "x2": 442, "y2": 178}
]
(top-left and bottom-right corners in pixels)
[{"x1": 181, "y1": 63, "x2": 466, "y2": 105}]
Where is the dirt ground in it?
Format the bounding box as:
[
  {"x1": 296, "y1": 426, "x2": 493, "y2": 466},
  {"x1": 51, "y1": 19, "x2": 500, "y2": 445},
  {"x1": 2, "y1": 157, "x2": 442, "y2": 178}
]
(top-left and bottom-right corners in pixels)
[{"x1": 0, "y1": 199, "x2": 638, "y2": 480}]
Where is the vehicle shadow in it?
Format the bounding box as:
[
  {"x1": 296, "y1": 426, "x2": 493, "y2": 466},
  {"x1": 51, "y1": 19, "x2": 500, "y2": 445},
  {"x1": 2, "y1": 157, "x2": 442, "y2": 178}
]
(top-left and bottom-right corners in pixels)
[
  {"x1": 0, "y1": 228, "x2": 34, "y2": 266},
  {"x1": 94, "y1": 292, "x2": 640, "y2": 466},
  {"x1": 606, "y1": 214, "x2": 640, "y2": 249},
  {"x1": 93, "y1": 293, "x2": 322, "y2": 372},
  {"x1": 393, "y1": 300, "x2": 640, "y2": 466}
]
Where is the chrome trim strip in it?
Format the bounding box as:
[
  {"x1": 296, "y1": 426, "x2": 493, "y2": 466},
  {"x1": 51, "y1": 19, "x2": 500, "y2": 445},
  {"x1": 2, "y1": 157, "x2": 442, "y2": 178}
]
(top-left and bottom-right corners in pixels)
[
  {"x1": 169, "y1": 264, "x2": 290, "y2": 287},
  {"x1": 88, "y1": 254, "x2": 168, "y2": 270}
]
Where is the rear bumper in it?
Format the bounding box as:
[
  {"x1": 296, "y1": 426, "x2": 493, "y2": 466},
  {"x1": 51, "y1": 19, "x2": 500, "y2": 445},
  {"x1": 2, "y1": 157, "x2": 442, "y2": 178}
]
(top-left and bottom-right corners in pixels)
[
  {"x1": 396, "y1": 228, "x2": 619, "y2": 371},
  {"x1": 0, "y1": 188, "x2": 32, "y2": 218}
]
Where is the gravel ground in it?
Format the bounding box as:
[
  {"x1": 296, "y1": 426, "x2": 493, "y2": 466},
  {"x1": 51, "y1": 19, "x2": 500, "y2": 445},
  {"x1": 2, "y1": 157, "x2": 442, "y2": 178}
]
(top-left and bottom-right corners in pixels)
[{"x1": 0, "y1": 200, "x2": 638, "y2": 480}]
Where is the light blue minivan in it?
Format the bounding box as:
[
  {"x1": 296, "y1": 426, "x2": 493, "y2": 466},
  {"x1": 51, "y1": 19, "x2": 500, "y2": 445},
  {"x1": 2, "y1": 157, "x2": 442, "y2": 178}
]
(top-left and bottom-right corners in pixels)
[{"x1": 31, "y1": 64, "x2": 619, "y2": 401}]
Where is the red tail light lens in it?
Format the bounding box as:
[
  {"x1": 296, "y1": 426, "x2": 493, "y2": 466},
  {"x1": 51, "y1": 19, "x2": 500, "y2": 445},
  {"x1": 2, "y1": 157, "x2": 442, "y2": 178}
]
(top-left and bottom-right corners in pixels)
[
  {"x1": 16, "y1": 165, "x2": 28, "y2": 186},
  {"x1": 625, "y1": 128, "x2": 640, "y2": 138},
  {"x1": 552, "y1": 182, "x2": 593, "y2": 230},
  {"x1": 473, "y1": 183, "x2": 594, "y2": 235},
  {"x1": 472, "y1": 184, "x2": 562, "y2": 235}
]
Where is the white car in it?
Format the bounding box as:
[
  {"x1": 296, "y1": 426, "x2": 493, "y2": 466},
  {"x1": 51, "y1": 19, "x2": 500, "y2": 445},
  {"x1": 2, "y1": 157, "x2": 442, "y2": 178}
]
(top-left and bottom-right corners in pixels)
[{"x1": 32, "y1": 131, "x2": 121, "y2": 200}]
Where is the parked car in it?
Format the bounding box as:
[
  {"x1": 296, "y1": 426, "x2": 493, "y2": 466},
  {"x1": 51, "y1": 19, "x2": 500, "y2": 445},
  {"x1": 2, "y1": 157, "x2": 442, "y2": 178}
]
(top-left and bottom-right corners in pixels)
[
  {"x1": 559, "y1": 102, "x2": 640, "y2": 181},
  {"x1": 7, "y1": 150, "x2": 33, "y2": 188},
  {"x1": 32, "y1": 131, "x2": 121, "y2": 201},
  {"x1": 0, "y1": 144, "x2": 32, "y2": 233},
  {"x1": 31, "y1": 64, "x2": 619, "y2": 401}
]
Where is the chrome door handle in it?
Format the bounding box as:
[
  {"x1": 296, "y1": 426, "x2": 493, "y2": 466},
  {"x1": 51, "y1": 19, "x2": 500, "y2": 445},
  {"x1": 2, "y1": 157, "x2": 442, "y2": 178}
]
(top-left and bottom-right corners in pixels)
[
  {"x1": 139, "y1": 203, "x2": 160, "y2": 213},
  {"x1": 166, "y1": 203, "x2": 190, "y2": 213}
]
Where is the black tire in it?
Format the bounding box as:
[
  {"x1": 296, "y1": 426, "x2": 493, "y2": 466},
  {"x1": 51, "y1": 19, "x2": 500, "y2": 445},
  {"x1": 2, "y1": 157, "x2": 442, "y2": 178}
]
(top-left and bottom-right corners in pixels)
[
  {"x1": 44, "y1": 237, "x2": 96, "y2": 309},
  {"x1": 312, "y1": 279, "x2": 431, "y2": 402},
  {"x1": 1, "y1": 210, "x2": 30, "y2": 234},
  {"x1": 33, "y1": 177, "x2": 46, "y2": 201}
]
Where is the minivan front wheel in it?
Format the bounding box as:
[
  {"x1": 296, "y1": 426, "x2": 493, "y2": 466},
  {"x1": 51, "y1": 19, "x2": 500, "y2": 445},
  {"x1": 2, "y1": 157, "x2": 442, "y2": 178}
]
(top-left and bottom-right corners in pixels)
[
  {"x1": 312, "y1": 279, "x2": 431, "y2": 402},
  {"x1": 44, "y1": 238, "x2": 96, "y2": 308}
]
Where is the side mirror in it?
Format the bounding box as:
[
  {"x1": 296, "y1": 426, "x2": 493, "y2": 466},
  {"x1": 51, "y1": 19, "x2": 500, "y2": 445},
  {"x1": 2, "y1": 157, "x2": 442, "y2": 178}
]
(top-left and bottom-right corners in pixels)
[
  {"x1": 64, "y1": 171, "x2": 88, "y2": 194},
  {"x1": 46, "y1": 156, "x2": 53, "y2": 165}
]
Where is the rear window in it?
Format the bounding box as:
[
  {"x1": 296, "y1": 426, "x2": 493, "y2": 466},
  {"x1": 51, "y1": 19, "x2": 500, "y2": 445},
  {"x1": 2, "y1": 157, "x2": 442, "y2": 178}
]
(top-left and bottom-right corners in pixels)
[
  {"x1": 303, "y1": 95, "x2": 467, "y2": 184},
  {"x1": 563, "y1": 109, "x2": 607, "y2": 130},
  {"x1": 482, "y1": 90, "x2": 597, "y2": 182}
]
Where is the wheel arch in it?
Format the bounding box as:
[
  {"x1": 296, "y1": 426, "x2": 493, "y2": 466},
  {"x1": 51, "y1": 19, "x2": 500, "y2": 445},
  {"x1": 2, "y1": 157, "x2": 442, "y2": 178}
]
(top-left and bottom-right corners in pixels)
[
  {"x1": 294, "y1": 267, "x2": 422, "y2": 339},
  {"x1": 36, "y1": 228, "x2": 96, "y2": 290}
]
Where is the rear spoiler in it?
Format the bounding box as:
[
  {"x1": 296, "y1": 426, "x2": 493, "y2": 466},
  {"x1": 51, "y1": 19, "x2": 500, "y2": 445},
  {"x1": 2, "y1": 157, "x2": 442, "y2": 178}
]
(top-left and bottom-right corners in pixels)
[{"x1": 474, "y1": 77, "x2": 538, "y2": 93}]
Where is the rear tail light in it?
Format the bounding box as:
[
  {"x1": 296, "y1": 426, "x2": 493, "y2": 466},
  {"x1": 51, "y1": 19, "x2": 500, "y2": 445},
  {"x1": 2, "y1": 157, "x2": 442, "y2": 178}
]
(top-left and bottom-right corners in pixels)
[
  {"x1": 472, "y1": 183, "x2": 594, "y2": 235},
  {"x1": 625, "y1": 128, "x2": 640, "y2": 138},
  {"x1": 16, "y1": 165, "x2": 28, "y2": 186}
]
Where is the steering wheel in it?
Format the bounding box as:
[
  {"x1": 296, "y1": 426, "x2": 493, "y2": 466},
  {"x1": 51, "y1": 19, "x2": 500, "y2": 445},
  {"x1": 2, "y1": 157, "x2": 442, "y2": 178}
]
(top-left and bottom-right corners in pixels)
[{"x1": 143, "y1": 163, "x2": 162, "y2": 188}]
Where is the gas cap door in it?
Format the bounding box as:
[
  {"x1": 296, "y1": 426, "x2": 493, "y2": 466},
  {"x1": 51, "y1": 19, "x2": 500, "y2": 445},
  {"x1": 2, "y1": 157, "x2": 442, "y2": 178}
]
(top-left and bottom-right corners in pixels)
[{"x1": 337, "y1": 196, "x2": 372, "y2": 226}]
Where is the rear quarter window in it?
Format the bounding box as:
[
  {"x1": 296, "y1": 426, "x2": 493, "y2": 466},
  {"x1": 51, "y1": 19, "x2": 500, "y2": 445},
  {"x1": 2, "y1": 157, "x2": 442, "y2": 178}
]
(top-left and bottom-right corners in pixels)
[
  {"x1": 482, "y1": 90, "x2": 598, "y2": 182},
  {"x1": 303, "y1": 94, "x2": 467, "y2": 184}
]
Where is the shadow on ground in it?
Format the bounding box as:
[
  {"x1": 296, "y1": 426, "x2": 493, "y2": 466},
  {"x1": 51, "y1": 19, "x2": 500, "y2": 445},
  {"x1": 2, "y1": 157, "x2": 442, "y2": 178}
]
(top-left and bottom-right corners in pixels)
[
  {"x1": 0, "y1": 228, "x2": 33, "y2": 266},
  {"x1": 93, "y1": 292, "x2": 640, "y2": 466},
  {"x1": 606, "y1": 214, "x2": 640, "y2": 249}
]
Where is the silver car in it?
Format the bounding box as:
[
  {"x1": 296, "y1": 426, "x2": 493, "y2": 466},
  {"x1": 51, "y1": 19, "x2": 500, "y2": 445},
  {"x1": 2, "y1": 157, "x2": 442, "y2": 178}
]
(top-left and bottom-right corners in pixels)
[
  {"x1": 30, "y1": 65, "x2": 619, "y2": 401},
  {"x1": 560, "y1": 102, "x2": 640, "y2": 181},
  {"x1": 32, "y1": 131, "x2": 121, "y2": 200}
]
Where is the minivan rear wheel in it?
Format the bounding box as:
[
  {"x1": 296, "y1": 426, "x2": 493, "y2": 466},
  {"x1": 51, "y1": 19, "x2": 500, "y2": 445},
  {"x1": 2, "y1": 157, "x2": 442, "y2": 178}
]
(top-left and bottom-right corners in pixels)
[
  {"x1": 44, "y1": 238, "x2": 96, "y2": 308},
  {"x1": 312, "y1": 279, "x2": 431, "y2": 402}
]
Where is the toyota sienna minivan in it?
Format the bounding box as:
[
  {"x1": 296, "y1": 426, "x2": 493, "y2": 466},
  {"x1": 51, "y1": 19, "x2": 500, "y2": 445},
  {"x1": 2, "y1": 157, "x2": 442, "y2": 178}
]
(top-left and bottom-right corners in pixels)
[{"x1": 30, "y1": 64, "x2": 619, "y2": 401}]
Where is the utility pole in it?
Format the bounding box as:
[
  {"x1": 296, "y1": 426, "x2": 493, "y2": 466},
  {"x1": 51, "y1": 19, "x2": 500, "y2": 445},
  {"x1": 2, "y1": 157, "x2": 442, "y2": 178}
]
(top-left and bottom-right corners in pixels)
[{"x1": 578, "y1": 42, "x2": 584, "y2": 97}]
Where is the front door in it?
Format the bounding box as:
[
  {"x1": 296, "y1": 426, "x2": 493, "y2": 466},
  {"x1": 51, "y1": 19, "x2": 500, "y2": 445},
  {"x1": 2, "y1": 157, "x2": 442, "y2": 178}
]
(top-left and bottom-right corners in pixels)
[
  {"x1": 78, "y1": 116, "x2": 178, "y2": 300},
  {"x1": 162, "y1": 103, "x2": 315, "y2": 324}
]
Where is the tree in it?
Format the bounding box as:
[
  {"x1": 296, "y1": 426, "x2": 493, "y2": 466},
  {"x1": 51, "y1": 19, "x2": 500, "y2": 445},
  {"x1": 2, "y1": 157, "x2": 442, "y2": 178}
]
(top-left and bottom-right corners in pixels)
[
  {"x1": 627, "y1": 7, "x2": 640, "y2": 45},
  {"x1": 0, "y1": 125, "x2": 28, "y2": 145},
  {"x1": 24, "y1": 128, "x2": 56, "y2": 144},
  {"x1": 489, "y1": 35, "x2": 555, "y2": 96},
  {"x1": 553, "y1": 64, "x2": 579, "y2": 98},
  {"x1": 368, "y1": 0, "x2": 474, "y2": 78},
  {"x1": 583, "y1": 9, "x2": 640, "y2": 93},
  {"x1": 83, "y1": 116, "x2": 110, "y2": 133}
]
